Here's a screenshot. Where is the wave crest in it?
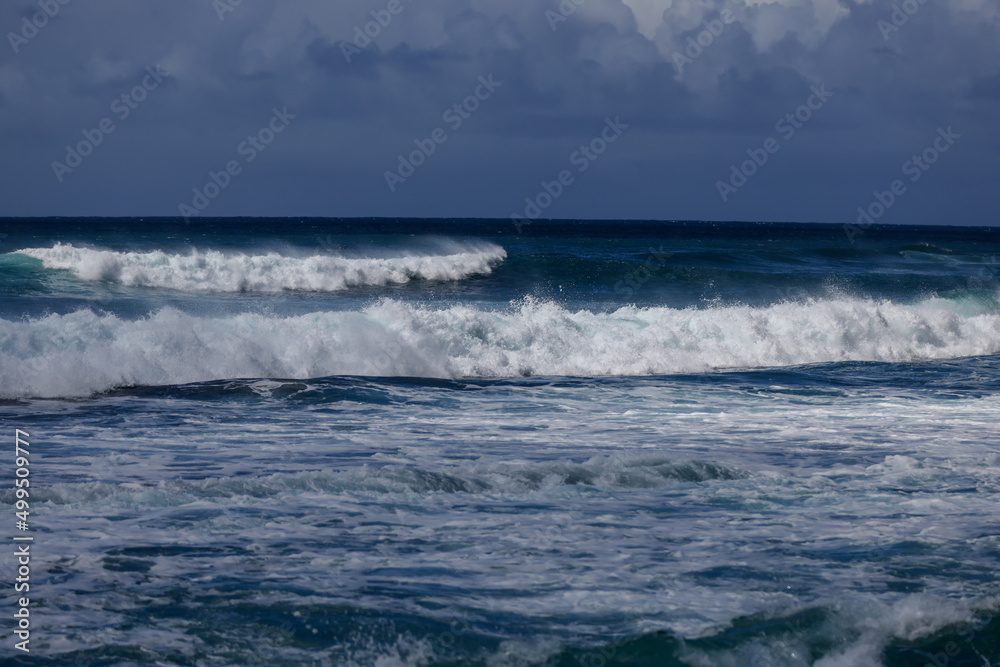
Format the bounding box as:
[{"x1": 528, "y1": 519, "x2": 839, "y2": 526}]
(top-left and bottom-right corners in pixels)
[
  {"x1": 2, "y1": 296, "x2": 1000, "y2": 397},
  {"x1": 15, "y1": 242, "x2": 507, "y2": 292}
]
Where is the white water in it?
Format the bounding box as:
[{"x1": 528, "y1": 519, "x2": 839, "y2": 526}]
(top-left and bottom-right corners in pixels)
[
  {"x1": 16, "y1": 242, "x2": 507, "y2": 292},
  {"x1": 2, "y1": 295, "x2": 999, "y2": 397}
]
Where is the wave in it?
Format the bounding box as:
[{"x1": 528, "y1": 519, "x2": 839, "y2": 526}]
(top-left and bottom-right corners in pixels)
[
  {"x1": 13, "y1": 242, "x2": 507, "y2": 292},
  {"x1": 20, "y1": 456, "x2": 747, "y2": 507},
  {"x1": 2, "y1": 295, "x2": 1000, "y2": 398},
  {"x1": 554, "y1": 599, "x2": 999, "y2": 667},
  {"x1": 12, "y1": 594, "x2": 998, "y2": 666}
]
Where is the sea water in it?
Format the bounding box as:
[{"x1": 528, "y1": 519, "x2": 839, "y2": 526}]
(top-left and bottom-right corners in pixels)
[{"x1": 1, "y1": 218, "x2": 998, "y2": 666}]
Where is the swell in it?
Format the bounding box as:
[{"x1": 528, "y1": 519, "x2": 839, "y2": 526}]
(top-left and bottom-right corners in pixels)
[
  {"x1": 12, "y1": 242, "x2": 507, "y2": 293},
  {"x1": 2, "y1": 294, "x2": 1000, "y2": 398},
  {"x1": 19, "y1": 455, "x2": 747, "y2": 507},
  {"x1": 17, "y1": 596, "x2": 997, "y2": 666}
]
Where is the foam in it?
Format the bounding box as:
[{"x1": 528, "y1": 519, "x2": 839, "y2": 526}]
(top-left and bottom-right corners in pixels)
[
  {"x1": 24, "y1": 454, "x2": 749, "y2": 508},
  {"x1": 681, "y1": 595, "x2": 995, "y2": 667},
  {"x1": 15, "y1": 242, "x2": 507, "y2": 292},
  {"x1": 2, "y1": 294, "x2": 999, "y2": 398}
]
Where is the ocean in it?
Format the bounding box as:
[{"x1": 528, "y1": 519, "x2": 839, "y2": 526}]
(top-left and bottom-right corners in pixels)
[{"x1": 1, "y1": 218, "x2": 998, "y2": 667}]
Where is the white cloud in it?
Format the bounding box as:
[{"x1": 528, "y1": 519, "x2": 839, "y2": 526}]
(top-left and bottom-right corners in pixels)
[
  {"x1": 621, "y1": 0, "x2": 670, "y2": 39},
  {"x1": 742, "y1": 0, "x2": 850, "y2": 50}
]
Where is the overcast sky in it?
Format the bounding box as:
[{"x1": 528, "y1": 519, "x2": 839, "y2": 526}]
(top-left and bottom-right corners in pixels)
[{"x1": 0, "y1": 0, "x2": 997, "y2": 223}]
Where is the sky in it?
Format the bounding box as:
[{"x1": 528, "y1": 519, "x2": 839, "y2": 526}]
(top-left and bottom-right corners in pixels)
[{"x1": 0, "y1": 0, "x2": 997, "y2": 224}]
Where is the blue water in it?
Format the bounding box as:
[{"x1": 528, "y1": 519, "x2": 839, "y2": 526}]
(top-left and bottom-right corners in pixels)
[{"x1": 1, "y1": 218, "x2": 999, "y2": 666}]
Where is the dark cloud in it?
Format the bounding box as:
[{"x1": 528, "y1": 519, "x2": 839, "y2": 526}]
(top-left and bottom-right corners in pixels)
[
  {"x1": 0, "y1": 0, "x2": 996, "y2": 223},
  {"x1": 971, "y1": 73, "x2": 1000, "y2": 100}
]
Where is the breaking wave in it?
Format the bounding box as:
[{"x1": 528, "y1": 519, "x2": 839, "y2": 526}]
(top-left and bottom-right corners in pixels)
[
  {"x1": 3, "y1": 294, "x2": 1000, "y2": 398},
  {"x1": 14, "y1": 242, "x2": 507, "y2": 292}
]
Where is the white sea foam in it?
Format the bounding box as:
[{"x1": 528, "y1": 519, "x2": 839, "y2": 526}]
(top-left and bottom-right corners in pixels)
[
  {"x1": 2, "y1": 295, "x2": 999, "y2": 397},
  {"x1": 15, "y1": 242, "x2": 507, "y2": 292}
]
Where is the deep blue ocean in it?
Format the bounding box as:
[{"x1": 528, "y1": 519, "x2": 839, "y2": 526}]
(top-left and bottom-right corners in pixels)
[{"x1": 1, "y1": 218, "x2": 999, "y2": 666}]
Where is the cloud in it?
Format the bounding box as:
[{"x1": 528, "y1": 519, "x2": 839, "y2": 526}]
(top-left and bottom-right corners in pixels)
[{"x1": 0, "y1": 0, "x2": 996, "y2": 223}]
